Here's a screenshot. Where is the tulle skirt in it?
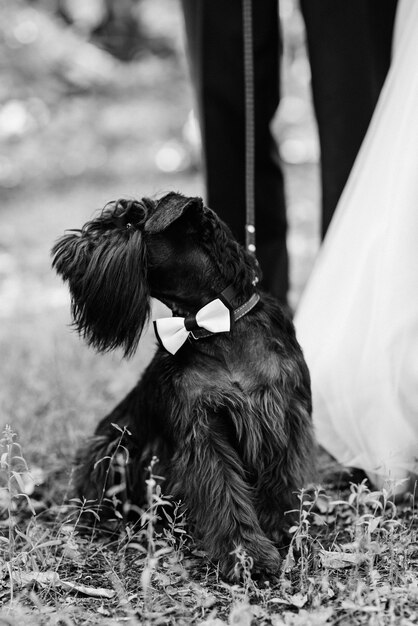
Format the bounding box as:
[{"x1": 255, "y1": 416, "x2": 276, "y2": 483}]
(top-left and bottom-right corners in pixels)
[{"x1": 294, "y1": 0, "x2": 418, "y2": 489}]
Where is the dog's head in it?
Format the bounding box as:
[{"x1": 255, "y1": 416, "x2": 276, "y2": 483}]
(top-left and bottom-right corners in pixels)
[{"x1": 52, "y1": 192, "x2": 259, "y2": 356}]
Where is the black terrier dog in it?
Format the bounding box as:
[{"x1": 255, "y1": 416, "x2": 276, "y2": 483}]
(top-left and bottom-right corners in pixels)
[{"x1": 52, "y1": 192, "x2": 314, "y2": 578}]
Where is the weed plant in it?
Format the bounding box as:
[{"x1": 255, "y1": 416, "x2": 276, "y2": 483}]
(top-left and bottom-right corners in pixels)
[{"x1": 0, "y1": 425, "x2": 417, "y2": 625}]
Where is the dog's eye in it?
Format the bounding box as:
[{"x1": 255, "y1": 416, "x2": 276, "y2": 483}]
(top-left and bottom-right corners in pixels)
[{"x1": 112, "y1": 215, "x2": 130, "y2": 229}]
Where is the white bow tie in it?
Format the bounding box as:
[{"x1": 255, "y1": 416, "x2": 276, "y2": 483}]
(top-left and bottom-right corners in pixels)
[{"x1": 153, "y1": 298, "x2": 231, "y2": 355}]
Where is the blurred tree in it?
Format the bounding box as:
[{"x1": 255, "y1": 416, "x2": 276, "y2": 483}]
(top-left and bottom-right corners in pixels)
[
  {"x1": 61, "y1": 0, "x2": 144, "y2": 60},
  {"x1": 30, "y1": 0, "x2": 174, "y2": 61}
]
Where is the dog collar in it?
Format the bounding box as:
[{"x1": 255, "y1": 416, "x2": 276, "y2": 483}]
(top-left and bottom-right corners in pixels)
[
  {"x1": 191, "y1": 291, "x2": 260, "y2": 340},
  {"x1": 154, "y1": 287, "x2": 260, "y2": 354}
]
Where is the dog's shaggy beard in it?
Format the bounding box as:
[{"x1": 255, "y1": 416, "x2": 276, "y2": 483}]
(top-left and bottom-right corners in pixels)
[{"x1": 52, "y1": 201, "x2": 151, "y2": 357}]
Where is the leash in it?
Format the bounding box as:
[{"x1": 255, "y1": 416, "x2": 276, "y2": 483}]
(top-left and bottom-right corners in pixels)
[{"x1": 242, "y1": 0, "x2": 256, "y2": 255}]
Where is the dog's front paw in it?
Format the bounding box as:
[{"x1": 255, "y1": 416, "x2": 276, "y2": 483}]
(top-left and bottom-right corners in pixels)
[{"x1": 221, "y1": 542, "x2": 282, "y2": 581}]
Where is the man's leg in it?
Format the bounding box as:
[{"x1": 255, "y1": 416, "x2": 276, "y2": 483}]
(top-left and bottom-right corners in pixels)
[
  {"x1": 300, "y1": 0, "x2": 398, "y2": 236},
  {"x1": 182, "y1": 0, "x2": 288, "y2": 302}
]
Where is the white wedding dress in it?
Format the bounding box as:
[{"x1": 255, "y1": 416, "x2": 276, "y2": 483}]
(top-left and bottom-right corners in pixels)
[{"x1": 294, "y1": 0, "x2": 418, "y2": 490}]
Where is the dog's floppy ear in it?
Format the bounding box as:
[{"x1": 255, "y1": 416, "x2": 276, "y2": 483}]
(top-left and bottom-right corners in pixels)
[
  {"x1": 145, "y1": 192, "x2": 204, "y2": 233},
  {"x1": 52, "y1": 219, "x2": 150, "y2": 357}
]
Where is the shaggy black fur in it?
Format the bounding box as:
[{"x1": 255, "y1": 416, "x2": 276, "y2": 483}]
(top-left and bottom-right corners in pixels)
[{"x1": 52, "y1": 192, "x2": 315, "y2": 578}]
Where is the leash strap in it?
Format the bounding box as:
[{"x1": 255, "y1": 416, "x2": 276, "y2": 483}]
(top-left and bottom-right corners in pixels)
[{"x1": 242, "y1": 0, "x2": 256, "y2": 255}]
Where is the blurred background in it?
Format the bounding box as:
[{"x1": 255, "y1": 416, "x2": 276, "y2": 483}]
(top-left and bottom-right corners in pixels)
[{"x1": 0, "y1": 0, "x2": 320, "y2": 474}]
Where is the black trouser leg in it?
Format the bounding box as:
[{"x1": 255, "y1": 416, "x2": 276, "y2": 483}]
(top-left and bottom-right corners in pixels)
[
  {"x1": 182, "y1": 0, "x2": 288, "y2": 302},
  {"x1": 300, "y1": 0, "x2": 398, "y2": 236}
]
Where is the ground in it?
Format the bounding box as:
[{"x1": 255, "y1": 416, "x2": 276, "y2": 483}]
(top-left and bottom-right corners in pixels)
[{"x1": 0, "y1": 1, "x2": 417, "y2": 624}]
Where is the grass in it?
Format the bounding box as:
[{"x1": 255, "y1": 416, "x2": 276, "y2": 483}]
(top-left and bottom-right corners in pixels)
[{"x1": 0, "y1": 420, "x2": 417, "y2": 625}]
